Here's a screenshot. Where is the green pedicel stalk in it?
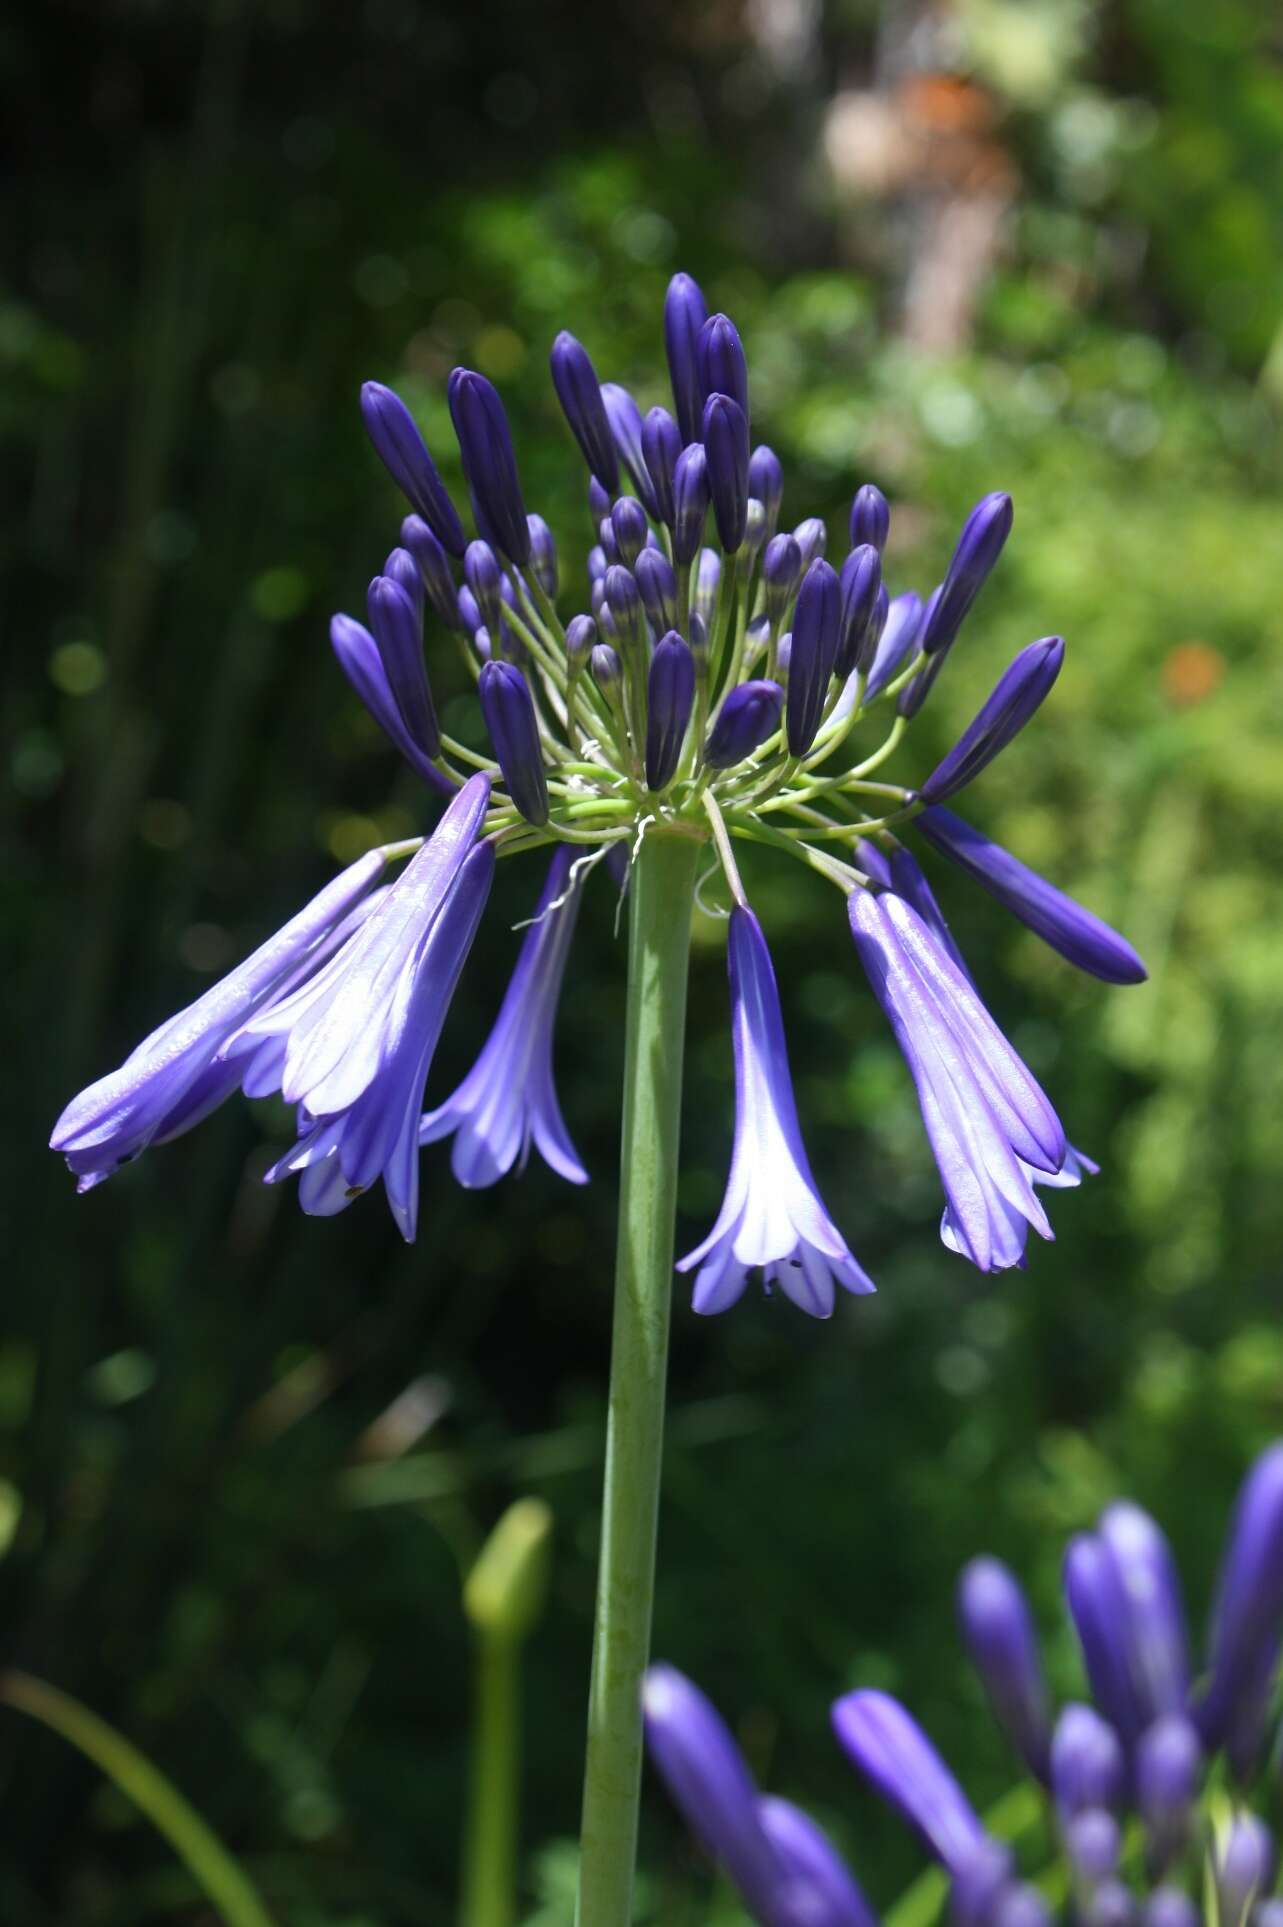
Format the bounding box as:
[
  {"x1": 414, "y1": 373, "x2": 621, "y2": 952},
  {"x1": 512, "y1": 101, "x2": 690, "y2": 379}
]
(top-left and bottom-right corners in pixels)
[{"x1": 575, "y1": 829, "x2": 701, "y2": 1927}]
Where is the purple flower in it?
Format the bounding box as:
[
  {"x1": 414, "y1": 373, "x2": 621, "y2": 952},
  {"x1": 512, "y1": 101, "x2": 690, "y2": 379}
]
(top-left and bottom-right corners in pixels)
[
  {"x1": 749, "y1": 444, "x2": 784, "y2": 533},
  {"x1": 359, "y1": 380, "x2": 465, "y2": 556},
  {"x1": 1196, "y1": 1441, "x2": 1283, "y2": 1773},
  {"x1": 919, "y1": 638, "x2": 1064, "y2": 804},
  {"x1": 849, "y1": 889, "x2": 1070, "y2": 1272},
  {"x1": 757, "y1": 1799, "x2": 880, "y2": 1927},
  {"x1": 957, "y1": 1557, "x2": 1051, "y2": 1781},
  {"x1": 366, "y1": 573, "x2": 441, "y2": 760},
  {"x1": 1135, "y1": 1716, "x2": 1200, "y2": 1868},
  {"x1": 635, "y1": 546, "x2": 678, "y2": 633},
  {"x1": 420, "y1": 844, "x2": 587, "y2": 1188},
  {"x1": 912, "y1": 805, "x2": 1148, "y2": 985},
  {"x1": 849, "y1": 484, "x2": 889, "y2": 554},
  {"x1": 863, "y1": 591, "x2": 923, "y2": 701},
  {"x1": 400, "y1": 515, "x2": 465, "y2": 631},
  {"x1": 786, "y1": 559, "x2": 842, "y2": 756},
  {"x1": 919, "y1": 491, "x2": 1013, "y2": 659},
  {"x1": 549, "y1": 331, "x2": 619, "y2": 492},
  {"x1": 793, "y1": 517, "x2": 827, "y2": 570},
  {"x1": 836, "y1": 544, "x2": 882, "y2": 679},
  {"x1": 705, "y1": 680, "x2": 784, "y2": 770},
  {"x1": 600, "y1": 381, "x2": 662, "y2": 519},
  {"x1": 764, "y1": 534, "x2": 803, "y2": 625},
  {"x1": 447, "y1": 367, "x2": 530, "y2": 566},
  {"x1": 610, "y1": 497, "x2": 649, "y2": 568},
  {"x1": 228, "y1": 775, "x2": 494, "y2": 1239},
  {"x1": 1064, "y1": 1533, "x2": 1149, "y2": 1747},
  {"x1": 642, "y1": 405, "x2": 681, "y2": 526},
  {"x1": 832, "y1": 1690, "x2": 988, "y2": 1875},
  {"x1": 672, "y1": 442, "x2": 710, "y2": 565},
  {"x1": 646, "y1": 632, "x2": 695, "y2": 791},
  {"x1": 51, "y1": 849, "x2": 389, "y2": 1192},
  {"x1": 703, "y1": 391, "x2": 750, "y2": 552},
  {"x1": 330, "y1": 613, "x2": 453, "y2": 794},
  {"x1": 698, "y1": 312, "x2": 749, "y2": 421},
  {"x1": 663, "y1": 271, "x2": 709, "y2": 445},
  {"x1": 1096, "y1": 1501, "x2": 1189, "y2": 1723},
  {"x1": 677, "y1": 906, "x2": 873, "y2": 1317},
  {"x1": 527, "y1": 512, "x2": 557, "y2": 597},
  {"x1": 1050, "y1": 1705, "x2": 1125, "y2": 1816},
  {"x1": 1218, "y1": 1814, "x2": 1275, "y2": 1921},
  {"x1": 478, "y1": 659, "x2": 549, "y2": 826}
]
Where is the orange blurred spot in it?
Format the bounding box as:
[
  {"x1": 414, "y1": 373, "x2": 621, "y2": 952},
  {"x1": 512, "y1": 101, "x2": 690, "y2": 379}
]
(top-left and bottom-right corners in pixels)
[{"x1": 1162, "y1": 641, "x2": 1225, "y2": 706}]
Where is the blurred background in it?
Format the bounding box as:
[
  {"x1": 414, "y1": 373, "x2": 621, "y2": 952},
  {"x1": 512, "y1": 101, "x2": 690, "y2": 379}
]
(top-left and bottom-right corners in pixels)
[{"x1": 4, "y1": 0, "x2": 1283, "y2": 1919}]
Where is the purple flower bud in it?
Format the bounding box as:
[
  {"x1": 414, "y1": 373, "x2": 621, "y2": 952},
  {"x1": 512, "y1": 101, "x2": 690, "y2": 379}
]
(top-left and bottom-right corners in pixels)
[
  {"x1": 749, "y1": 445, "x2": 783, "y2": 535},
  {"x1": 1218, "y1": 1814, "x2": 1275, "y2": 1919},
  {"x1": 329, "y1": 612, "x2": 448, "y2": 791},
  {"x1": 786, "y1": 558, "x2": 841, "y2": 756},
  {"x1": 957, "y1": 1557, "x2": 1051, "y2": 1782},
  {"x1": 864, "y1": 590, "x2": 924, "y2": 701},
  {"x1": 591, "y1": 641, "x2": 621, "y2": 688},
  {"x1": 1198, "y1": 1442, "x2": 1283, "y2": 1774},
  {"x1": 360, "y1": 381, "x2": 466, "y2": 556},
  {"x1": 693, "y1": 547, "x2": 722, "y2": 628},
  {"x1": 601, "y1": 382, "x2": 661, "y2": 519},
  {"x1": 588, "y1": 475, "x2": 611, "y2": 526},
  {"x1": 912, "y1": 805, "x2": 1149, "y2": 985},
  {"x1": 688, "y1": 611, "x2": 708, "y2": 660},
  {"x1": 920, "y1": 492, "x2": 1013, "y2": 658},
  {"x1": 1257, "y1": 1904, "x2": 1283, "y2": 1927},
  {"x1": 1141, "y1": 1892, "x2": 1200, "y2": 1927},
  {"x1": 366, "y1": 576, "x2": 440, "y2": 760},
  {"x1": 850, "y1": 483, "x2": 890, "y2": 554},
  {"x1": 1098, "y1": 1501, "x2": 1189, "y2": 1723},
  {"x1": 646, "y1": 632, "x2": 696, "y2": 791},
  {"x1": 527, "y1": 513, "x2": 558, "y2": 598},
  {"x1": 565, "y1": 612, "x2": 596, "y2": 661},
  {"x1": 610, "y1": 497, "x2": 650, "y2": 569},
  {"x1": 775, "y1": 632, "x2": 792, "y2": 677},
  {"x1": 1064, "y1": 1533, "x2": 1147, "y2": 1746},
  {"x1": 702, "y1": 393, "x2": 750, "y2": 552},
  {"x1": 549, "y1": 330, "x2": 619, "y2": 491},
  {"x1": 832, "y1": 1690, "x2": 987, "y2": 1875},
  {"x1": 950, "y1": 1837, "x2": 1015, "y2": 1927},
  {"x1": 589, "y1": 576, "x2": 608, "y2": 623},
  {"x1": 836, "y1": 544, "x2": 883, "y2": 679},
  {"x1": 477, "y1": 659, "x2": 547, "y2": 825},
  {"x1": 381, "y1": 544, "x2": 424, "y2": 616},
  {"x1": 757, "y1": 1797, "x2": 879, "y2": 1927},
  {"x1": 597, "y1": 516, "x2": 619, "y2": 566},
  {"x1": 464, "y1": 540, "x2": 505, "y2": 634},
  {"x1": 1136, "y1": 1714, "x2": 1200, "y2": 1867},
  {"x1": 704, "y1": 679, "x2": 783, "y2": 769},
  {"x1": 1050, "y1": 1704, "x2": 1125, "y2": 1816},
  {"x1": 763, "y1": 533, "x2": 803, "y2": 625},
  {"x1": 587, "y1": 543, "x2": 608, "y2": 584},
  {"x1": 672, "y1": 443, "x2": 710, "y2": 565},
  {"x1": 635, "y1": 547, "x2": 678, "y2": 633},
  {"x1": 664, "y1": 271, "x2": 709, "y2": 445},
  {"x1": 603, "y1": 563, "x2": 645, "y2": 654},
  {"x1": 642, "y1": 406, "x2": 682, "y2": 527},
  {"x1": 447, "y1": 368, "x2": 530, "y2": 565},
  {"x1": 400, "y1": 515, "x2": 464, "y2": 631},
  {"x1": 743, "y1": 499, "x2": 767, "y2": 555},
  {"x1": 793, "y1": 517, "x2": 828, "y2": 571},
  {"x1": 457, "y1": 585, "x2": 484, "y2": 637},
  {"x1": 1085, "y1": 1880, "x2": 1139, "y2": 1927},
  {"x1": 698, "y1": 312, "x2": 749, "y2": 421},
  {"x1": 1066, "y1": 1809, "x2": 1120, "y2": 1882},
  {"x1": 992, "y1": 1886, "x2": 1053, "y2": 1927},
  {"x1": 920, "y1": 638, "x2": 1065, "y2": 805}
]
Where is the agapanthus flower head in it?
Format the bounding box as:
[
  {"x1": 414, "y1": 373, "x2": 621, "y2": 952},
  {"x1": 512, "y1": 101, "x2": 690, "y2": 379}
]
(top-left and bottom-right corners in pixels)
[{"x1": 55, "y1": 267, "x2": 1144, "y2": 1275}]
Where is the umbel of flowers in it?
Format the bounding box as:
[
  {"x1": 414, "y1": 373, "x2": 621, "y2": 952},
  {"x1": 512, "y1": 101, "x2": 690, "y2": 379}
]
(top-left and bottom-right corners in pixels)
[
  {"x1": 50, "y1": 270, "x2": 1144, "y2": 1299},
  {"x1": 645, "y1": 1442, "x2": 1283, "y2": 1927}
]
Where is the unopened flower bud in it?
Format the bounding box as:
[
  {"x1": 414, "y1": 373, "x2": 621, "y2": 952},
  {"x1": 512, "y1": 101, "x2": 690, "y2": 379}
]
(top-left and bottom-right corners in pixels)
[
  {"x1": 837, "y1": 544, "x2": 883, "y2": 679},
  {"x1": 400, "y1": 515, "x2": 464, "y2": 631},
  {"x1": 743, "y1": 499, "x2": 767, "y2": 555},
  {"x1": 664, "y1": 271, "x2": 709, "y2": 444},
  {"x1": 464, "y1": 540, "x2": 505, "y2": 634},
  {"x1": 643, "y1": 405, "x2": 682, "y2": 527},
  {"x1": 646, "y1": 632, "x2": 696, "y2": 791},
  {"x1": 447, "y1": 367, "x2": 530, "y2": 565},
  {"x1": 749, "y1": 444, "x2": 783, "y2": 536},
  {"x1": 601, "y1": 381, "x2": 660, "y2": 518},
  {"x1": 693, "y1": 548, "x2": 722, "y2": 627},
  {"x1": 591, "y1": 640, "x2": 622, "y2": 689},
  {"x1": 588, "y1": 475, "x2": 611, "y2": 526},
  {"x1": 786, "y1": 558, "x2": 841, "y2": 756},
  {"x1": 603, "y1": 563, "x2": 645, "y2": 655},
  {"x1": 463, "y1": 1497, "x2": 553, "y2": 1643},
  {"x1": 549, "y1": 331, "x2": 619, "y2": 491},
  {"x1": 527, "y1": 514, "x2": 558, "y2": 598},
  {"x1": 635, "y1": 547, "x2": 678, "y2": 633},
  {"x1": 565, "y1": 613, "x2": 597, "y2": 661},
  {"x1": 478, "y1": 659, "x2": 548, "y2": 825},
  {"x1": 672, "y1": 443, "x2": 710, "y2": 565},
  {"x1": 763, "y1": 533, "x2": 802, "y2": 625},
  {"x1": 360, "y1": 380, "x2": 466, "y2": 556},
  {"x1": 921, "y1": 638, "x2": 1064, "y2": 805},
  {"x1": 793, "y1": 516, "x2": 827, "y2": 570},
  {"x1": 698, "y1": 312, "x2": 749, "y2": 421},
  {"x1": 365, "y1": 575, "x2": 441, "y2": 760},
  {"x1": 920, "y1": 492, "x2": 1013, "y2": 658},
  {"x1": 704, "y1": 679, "x2": 783, "y2": 769},
  {"x1": 850, "y1": 482, "x2": 890, "y2": 554},
  {"x1": 610, "y1": 497, "x2": 650, "y2": 569},
  {"x1": 702, "y1": 393, "x2": 749, "y2": 552},
  {"x1": 957, "y1": 1557, "x2": 1050, "y2": 1782}
]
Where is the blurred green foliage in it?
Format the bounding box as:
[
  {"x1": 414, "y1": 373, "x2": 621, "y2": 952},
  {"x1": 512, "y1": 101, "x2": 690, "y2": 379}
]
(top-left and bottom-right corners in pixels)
[{"x1": 4, "y1": 0, "x2": 1283, "y2": 1921}]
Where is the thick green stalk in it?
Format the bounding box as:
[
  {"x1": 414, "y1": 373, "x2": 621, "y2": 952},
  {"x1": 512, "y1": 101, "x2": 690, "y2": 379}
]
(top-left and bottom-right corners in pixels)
[
  {"x1": 460, "y1": 1632, "x2": 520, "y2": 1927},
  {"x1": 575, "y1": 830, "x2": 701, "y2": 1927}
]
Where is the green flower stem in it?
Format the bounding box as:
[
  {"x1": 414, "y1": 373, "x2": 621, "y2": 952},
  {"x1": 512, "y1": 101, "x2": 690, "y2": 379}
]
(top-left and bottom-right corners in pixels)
[
  {"x1": 0, "y1": 1670, "x2": 273, "y2": 1927},
  {"x1": 575, "y1": 829, "x2": 701, "y2": 1927},
  {"x1": 460, "y1": 1633, "x2": 521, "y2": 1927}
]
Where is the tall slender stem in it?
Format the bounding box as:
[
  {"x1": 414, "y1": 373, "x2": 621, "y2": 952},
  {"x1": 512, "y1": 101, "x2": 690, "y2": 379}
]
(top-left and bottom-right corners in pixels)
[
  {"x1": 575, "y1": 830, "x2": 701, "y2": 1927},
  {"x1": 460, "y1": 1632, "x2": 520, "y2": 1927}
]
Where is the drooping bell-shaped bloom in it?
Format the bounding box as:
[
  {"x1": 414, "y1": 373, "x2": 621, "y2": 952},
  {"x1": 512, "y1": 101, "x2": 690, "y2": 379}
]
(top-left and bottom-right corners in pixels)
[
  {"x1": 677, "y1": 906, "x2": 874, "y2": 1317},
  {"x1": 832, "y1": 1690, "x2": 990, "y2": 1876},
  {"x1": 919, "y1": 637, "x2": 1065, "y2": 805},
  {"x1": 913, "y1": 805, "x2": 1148, "y2": 985},
  {"x1": 447, "y1": 367, "x2": 530, "y2": 565},
  {"x1": 849, "y1": 889, "x2": 1069, "y2": 1272},
  {"x1": 786, "y1": 558, "x2": 841, "y2": 755},
  {"x1": 849, "y1": 483, "x2": 889, "y2": 554},
  {"x1": 420, "y1": 844, "x2": 587, "y2": 1188},
  {"x1": 919, "y1": 491, "x2": 1013, "y2": 659},
  {"x1": 228, "y1": 775, "x2": 494, "y2": 1239},
  {"x1": 664, "y1": 271, "x2": 709, "y2": 444},
  {"x1": 478, "y1": 659, "x2": 549, "y2": 826},
  {"x1": 957, "y1": 1557, "x2": 1052, "y2": 1781},
  {"x1": 549, "y1": 331, "x2": 619, "y2": 492},
  {"x1": 704, "y1": 680, "x2": 784, "y2": 770},
  {"x1": 50, "y1": 848, "x2": 388, "y2": 1191},
  {"x1": 330, "y1": 612, "x2": 452, "y2": 794},
  {"x1": 703, "y1": 392, "x2": 750, "y2": 552},
  {"x1": 1196, "y1": 1441, "x2": 1283, "y2": 1773},
  {"x1": 360, "y1": 380, "x2": 466, "y2": 555}
]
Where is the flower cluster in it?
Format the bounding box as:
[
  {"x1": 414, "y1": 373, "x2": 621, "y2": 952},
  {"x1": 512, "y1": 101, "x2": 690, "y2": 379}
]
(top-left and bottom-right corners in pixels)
[
  {"x1": 645, "y1": 1442, "x2": 1283, "y2": 1926},
  {"x1": 51, "y1": 272, "x2": 1144, "y2": 1286}
]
